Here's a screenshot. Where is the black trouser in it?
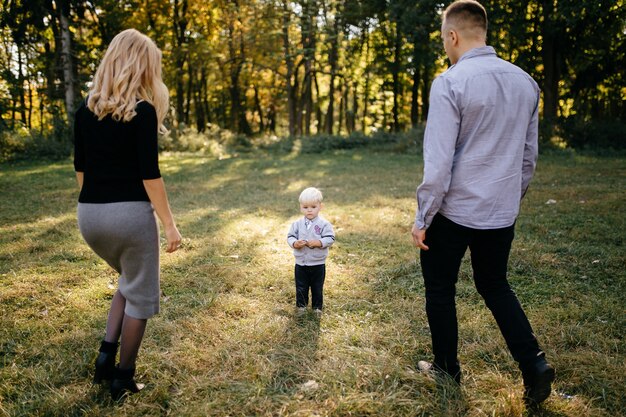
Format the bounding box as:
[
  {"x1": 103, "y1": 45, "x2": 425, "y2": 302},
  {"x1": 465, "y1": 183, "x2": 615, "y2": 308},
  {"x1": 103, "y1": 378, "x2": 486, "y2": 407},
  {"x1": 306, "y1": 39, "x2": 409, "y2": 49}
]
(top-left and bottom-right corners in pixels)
[
  {"x1": 420, "y1": 214, "x2": 543, "y2": 376},
  {"x1": 295, "y1": 264, "x2": 326, "y2": 309}
]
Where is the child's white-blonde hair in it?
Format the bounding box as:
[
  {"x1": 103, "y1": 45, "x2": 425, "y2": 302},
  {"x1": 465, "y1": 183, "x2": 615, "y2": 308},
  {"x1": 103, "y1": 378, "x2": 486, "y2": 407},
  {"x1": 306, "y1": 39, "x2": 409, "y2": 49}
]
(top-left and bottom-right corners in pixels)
[
  {"x1": 299, "y1": 187, "x2": 323, "y2": 204},
  {"x1": 87, "y1": 29, "x2": 169, "y2": 134}
]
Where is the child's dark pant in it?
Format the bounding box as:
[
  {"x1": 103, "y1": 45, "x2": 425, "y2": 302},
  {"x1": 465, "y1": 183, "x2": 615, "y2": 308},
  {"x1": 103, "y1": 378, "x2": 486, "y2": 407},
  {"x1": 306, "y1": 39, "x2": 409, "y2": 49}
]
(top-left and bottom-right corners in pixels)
[{"x1": 295, "y1": 264, "x2": 326, "y2": 309}]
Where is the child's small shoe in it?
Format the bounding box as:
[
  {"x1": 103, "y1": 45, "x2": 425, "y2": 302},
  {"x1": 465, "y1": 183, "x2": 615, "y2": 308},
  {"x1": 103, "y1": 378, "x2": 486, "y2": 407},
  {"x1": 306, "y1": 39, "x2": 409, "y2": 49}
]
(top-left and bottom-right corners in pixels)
[
  {"x1": 296, "y1": 307, "x2": 306, "y2": 315},
  {"x1": 313, "y1": 308, "x2": 323, "y2": 315}
]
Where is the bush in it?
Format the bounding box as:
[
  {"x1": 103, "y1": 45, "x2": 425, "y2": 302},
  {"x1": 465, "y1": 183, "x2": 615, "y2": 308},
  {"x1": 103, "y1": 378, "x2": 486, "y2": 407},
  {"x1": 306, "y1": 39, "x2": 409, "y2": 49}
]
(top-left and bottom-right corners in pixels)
[
  {"x1": 160, "y1": 124, "x2": 252, "y2": 157},
  {"x1": 261, "y1": 126, "x2": 425, "y2": 155},
  {"x1": 560, "y1": 117, "x2": 626, "y2": 150},
  {"x1": 0, "y1": 121, "x2": 71, "y2": 163}
]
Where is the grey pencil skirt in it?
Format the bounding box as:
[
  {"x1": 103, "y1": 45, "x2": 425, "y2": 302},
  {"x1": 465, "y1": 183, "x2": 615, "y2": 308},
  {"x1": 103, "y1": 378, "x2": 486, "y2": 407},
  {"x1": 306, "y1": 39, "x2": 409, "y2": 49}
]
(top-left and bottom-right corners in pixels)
[{"x1": 78, "y1": 201, "x2": 160, "y2": 319}]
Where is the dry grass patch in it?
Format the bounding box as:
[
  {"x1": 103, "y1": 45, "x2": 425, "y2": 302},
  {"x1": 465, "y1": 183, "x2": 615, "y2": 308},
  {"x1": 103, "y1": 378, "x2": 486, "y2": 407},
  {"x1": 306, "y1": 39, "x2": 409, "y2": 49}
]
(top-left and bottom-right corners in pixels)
[{"x1": 0, "y1": 150, "x2": 624, "y2": 416}]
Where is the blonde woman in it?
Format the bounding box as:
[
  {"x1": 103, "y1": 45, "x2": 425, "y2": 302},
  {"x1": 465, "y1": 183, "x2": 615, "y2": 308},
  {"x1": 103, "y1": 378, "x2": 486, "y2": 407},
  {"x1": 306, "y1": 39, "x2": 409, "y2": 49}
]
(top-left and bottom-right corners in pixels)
[{"x1": 74, "y1": 29, "x2": 181, "y2": 401}]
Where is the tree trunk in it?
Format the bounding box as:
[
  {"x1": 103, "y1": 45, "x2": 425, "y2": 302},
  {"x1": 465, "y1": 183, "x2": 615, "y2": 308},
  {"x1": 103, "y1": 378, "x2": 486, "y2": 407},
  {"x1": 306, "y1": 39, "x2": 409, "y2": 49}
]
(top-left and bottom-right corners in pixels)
[
  {"x1": 421, "y1": 64, "x2": 431, "y2": 122},
  {"x1": 173, "y1": 0, "x2": 189, "y2": 127},
  {"x1": 59, "y1": 4, "x2": 75, "y2": 124},
  {"x1": 362, "y1": 27, "x2": 370, "y2": 133},
  {"x1": 410, "y1": 47, "x2": 421, "y2": 127},
  {"x1": 27, "y1": 80, "x2": 33, "y2": 129},
  {"x1": 202, "y1": 67, "x2": 211, "y2": 126},
  {"x1": 281, "y1": 1, "x2": 297, "y2": 137},
  {"x1": 195, "y1": 70, "x2": 206, "y2": 132},
  {"x1": 314, "y1": 71, "x2": 323, "y2": 134},
  {"x1": 324, "y1": 14, "x2": 339, "y2": 134},
  {"x1": 253, "y1": 85, "x2": 265, "y2": 133},
  {"x1": 185, "y1": 62, "x2": 193, "y2": 126},
  {"x1": 350, "y1": 82, "x2": 358, "y2": 133},
  {"x1": 391, "y1": 25, "x2": 401, "y2": 132},
  {"x1": 17, "y1": 47, "x2": 27, "y2": 125},
  {"x1": 39, "y1": 98, "x2": 44, "y2": 135},
  {"x1": 234, "y1": 23, "x2": 252, "y2": 136},
  {"x1": 230, "y1": 79, "x2": 243, "y2": 133},
  {"x1": 338, "y1": 82, "x2": 345, "y2": 134},
  {"x1": 541, "y1": 0, "x2": 560, "y2": 121},
  {"x1": 267, "y1": 103, "x2": 276, "y2": 134},
  {"x1": 10, "y1": 98, "x2": 15, "y2": 129},
  {"x1": 43, "y1": 38, "x2": 56, "y2": 119},
  {"x1": 301, "y1": 0, "x2": 316, "y2": 136}
]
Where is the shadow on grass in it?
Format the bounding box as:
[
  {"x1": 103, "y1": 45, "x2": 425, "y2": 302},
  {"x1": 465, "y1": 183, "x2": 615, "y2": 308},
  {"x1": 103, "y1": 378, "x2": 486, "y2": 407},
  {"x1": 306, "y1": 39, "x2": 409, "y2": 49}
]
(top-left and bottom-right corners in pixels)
[
  {"x1": 2, "y1": 152, "x2": 623, "y2": 415},
  {"x1": 265, "y1": 310, "x2": 321, "y2": 396},
  {"x1": 525, "y1": 406, "x2": 570, "y2": 417}
]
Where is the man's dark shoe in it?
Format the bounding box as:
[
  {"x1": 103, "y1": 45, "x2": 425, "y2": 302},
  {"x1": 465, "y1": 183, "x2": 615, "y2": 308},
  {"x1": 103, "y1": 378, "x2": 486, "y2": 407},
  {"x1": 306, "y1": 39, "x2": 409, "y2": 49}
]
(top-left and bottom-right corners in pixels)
[
  {"x1": 522, "y1": 360, "x2": 555, "y2": 406},
  {"x1": 417, "y1": 360, "x2": 461, "y2": 385}
]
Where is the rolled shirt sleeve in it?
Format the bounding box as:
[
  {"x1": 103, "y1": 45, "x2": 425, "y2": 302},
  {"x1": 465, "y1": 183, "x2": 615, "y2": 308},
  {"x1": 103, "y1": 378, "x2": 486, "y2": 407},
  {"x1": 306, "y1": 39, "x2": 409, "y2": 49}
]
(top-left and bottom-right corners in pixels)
[{"x1": 415, "y1": 76, "x2": 460, "y2": 229}]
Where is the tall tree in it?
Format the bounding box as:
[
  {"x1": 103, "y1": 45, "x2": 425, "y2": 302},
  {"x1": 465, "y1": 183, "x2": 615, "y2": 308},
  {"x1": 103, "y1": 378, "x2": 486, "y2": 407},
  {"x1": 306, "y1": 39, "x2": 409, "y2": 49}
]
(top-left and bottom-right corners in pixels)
[
  {"x1": 172, "y1": 0, "x2": 189, "y2": 127},
  {"x1": 279, "y1": 0, "x2": 298, "y2": 137}
]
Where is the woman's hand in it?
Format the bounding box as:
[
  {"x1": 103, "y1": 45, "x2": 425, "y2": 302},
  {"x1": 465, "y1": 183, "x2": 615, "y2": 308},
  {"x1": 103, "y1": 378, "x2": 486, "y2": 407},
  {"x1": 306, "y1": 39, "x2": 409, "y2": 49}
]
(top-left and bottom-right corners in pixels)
[
  {"x1": 142, "y1": 178, "x2": 181, "y2": 253},
  {"x1": 165, "y1": 224, "x2": 182, "y2": 253}
]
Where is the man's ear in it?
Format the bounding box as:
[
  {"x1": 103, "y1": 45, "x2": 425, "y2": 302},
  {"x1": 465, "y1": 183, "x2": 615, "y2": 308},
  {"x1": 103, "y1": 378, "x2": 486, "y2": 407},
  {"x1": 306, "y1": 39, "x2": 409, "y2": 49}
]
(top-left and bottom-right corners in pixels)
[{"x1": 450, "y1": 29, "x2": 459, "y2": 46}]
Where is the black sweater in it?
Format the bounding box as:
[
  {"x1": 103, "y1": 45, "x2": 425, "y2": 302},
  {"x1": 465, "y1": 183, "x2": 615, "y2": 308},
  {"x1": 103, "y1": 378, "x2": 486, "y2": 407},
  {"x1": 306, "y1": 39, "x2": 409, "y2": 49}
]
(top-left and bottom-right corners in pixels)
[{"x1": 73, "y1": 100, "x2": 161, "y2": 203}]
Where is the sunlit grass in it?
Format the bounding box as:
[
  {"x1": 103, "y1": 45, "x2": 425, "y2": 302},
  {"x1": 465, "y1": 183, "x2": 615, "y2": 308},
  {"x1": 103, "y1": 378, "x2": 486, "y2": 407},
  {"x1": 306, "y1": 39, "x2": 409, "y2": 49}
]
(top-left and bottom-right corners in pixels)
[{"x1": 0, "y1": 149, "x2": 624, "y2": 416}]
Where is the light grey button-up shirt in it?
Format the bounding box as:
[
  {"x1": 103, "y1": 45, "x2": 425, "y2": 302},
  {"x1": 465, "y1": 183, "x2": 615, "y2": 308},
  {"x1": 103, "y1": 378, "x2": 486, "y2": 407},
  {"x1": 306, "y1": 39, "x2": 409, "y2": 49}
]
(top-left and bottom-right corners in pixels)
[{"x1": 415, "y1": 46, "x2": 540, "y2": 230}]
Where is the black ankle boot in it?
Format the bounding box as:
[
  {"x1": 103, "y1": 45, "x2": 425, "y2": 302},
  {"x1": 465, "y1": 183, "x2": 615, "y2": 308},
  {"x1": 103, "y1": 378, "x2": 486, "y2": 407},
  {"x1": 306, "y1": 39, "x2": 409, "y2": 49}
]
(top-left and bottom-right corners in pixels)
[
  {"x1": 110, "y1": 366, "x2": 145, "y2": 401},
  {"x1": 93, "y1": 340, "x2": 118, "y2": 384}
]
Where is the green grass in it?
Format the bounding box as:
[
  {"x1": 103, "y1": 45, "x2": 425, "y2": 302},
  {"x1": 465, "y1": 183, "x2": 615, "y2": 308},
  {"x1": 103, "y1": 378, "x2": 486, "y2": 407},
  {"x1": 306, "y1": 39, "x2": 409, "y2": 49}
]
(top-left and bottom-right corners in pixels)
[{"x1": 0, "y1": 148, "x2": 624, "y2": 416}]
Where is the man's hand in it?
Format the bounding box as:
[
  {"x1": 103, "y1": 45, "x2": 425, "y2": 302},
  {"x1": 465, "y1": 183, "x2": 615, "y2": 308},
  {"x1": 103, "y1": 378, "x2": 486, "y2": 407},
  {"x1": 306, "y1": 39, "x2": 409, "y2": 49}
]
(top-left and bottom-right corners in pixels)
[
  {"x1": 305, "y1": 239, "x2": 322, "y2": 248},
  {"x1": 411, "y1": 224, "x2": 429, "y2": 250},
  {"x1": 293, "y1": 240, "x2": 307, "y2": 249}
]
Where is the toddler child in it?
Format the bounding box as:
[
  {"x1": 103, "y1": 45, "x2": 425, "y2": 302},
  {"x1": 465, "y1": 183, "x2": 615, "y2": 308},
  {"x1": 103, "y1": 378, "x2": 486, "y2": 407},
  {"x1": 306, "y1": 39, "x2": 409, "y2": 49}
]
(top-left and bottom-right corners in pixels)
[{"x1": 287, "y1": 187, "x2": 335, "y2": 312}]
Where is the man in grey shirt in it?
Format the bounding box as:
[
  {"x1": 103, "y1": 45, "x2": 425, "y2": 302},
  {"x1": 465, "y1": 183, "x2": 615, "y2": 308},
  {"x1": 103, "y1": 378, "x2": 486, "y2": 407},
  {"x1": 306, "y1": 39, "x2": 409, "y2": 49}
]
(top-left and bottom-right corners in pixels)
[{"x1": 411, "y1": 0, "x2": 555, "y2": 406}]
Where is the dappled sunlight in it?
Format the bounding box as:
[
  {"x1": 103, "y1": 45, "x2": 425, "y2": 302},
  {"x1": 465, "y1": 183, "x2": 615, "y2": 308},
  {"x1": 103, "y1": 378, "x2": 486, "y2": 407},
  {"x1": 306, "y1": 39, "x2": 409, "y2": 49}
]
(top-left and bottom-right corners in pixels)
[
  {"x1": 285, "y1": 180, "x2": 310, "y2": 193},
  {"x1": 0, "y1": 162, "x2": 70, "y2": 179},
  {"x1": 0, "y1": 152, "x2": 624, "y2": 416},
  {"x1": 0, "y1": 212, "x2": 86, "y2": 273}
]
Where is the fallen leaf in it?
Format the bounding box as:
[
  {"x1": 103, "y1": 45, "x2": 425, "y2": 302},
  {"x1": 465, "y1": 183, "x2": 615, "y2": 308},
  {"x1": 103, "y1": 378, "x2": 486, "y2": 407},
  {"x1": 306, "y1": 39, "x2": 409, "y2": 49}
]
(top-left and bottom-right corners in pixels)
[{"x1": 301, "y1": 380, "x2": 319, "y2": 391}]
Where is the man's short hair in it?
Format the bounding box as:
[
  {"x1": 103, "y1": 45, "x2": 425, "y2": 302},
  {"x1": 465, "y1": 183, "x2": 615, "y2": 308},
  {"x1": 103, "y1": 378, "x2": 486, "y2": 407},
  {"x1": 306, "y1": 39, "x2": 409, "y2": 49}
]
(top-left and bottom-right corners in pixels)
[{"x1": 443, "y1": 0, "x2": 488, "y2": 36}]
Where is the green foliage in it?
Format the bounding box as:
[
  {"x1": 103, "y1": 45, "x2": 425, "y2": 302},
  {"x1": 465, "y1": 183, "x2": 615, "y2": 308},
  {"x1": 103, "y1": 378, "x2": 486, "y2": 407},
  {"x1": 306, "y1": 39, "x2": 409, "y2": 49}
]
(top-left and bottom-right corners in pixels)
[
  {"x1": 159, "y1": 125, "x2": 252, "y2": 157},
  {"x1": 0, "y1": 119, "x2": 71, "y2": 162},
  {"x1": 262, "y1": 127, "x2": 425, "y2": 154},
  {"x1": 1, "y1": 0, "x2": 624, "y2": 155},
  {"x1": 166, "y1": 127, "x2": 425, "y2": 157},
  {"x1": 561, "y1": 117, "x2": 626, "y2": 151}
]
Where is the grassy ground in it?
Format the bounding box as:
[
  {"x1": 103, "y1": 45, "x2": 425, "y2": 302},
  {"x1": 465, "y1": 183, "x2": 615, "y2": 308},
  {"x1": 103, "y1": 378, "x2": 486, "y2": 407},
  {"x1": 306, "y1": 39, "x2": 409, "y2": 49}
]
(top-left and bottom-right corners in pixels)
[{"x1": 0, "y1": 148, "x2": 624, "y2": 416}]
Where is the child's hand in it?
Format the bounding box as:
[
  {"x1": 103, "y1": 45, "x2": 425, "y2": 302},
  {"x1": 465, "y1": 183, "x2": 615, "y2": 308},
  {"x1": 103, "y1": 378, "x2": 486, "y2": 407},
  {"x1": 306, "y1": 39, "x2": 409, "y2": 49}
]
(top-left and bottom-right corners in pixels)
[
  {"x1": 306, "y1": 239, "x2": 322, "y2": 248},
  {"x1": 293, "y1": 240, "x2": 307, "y2": 249}
]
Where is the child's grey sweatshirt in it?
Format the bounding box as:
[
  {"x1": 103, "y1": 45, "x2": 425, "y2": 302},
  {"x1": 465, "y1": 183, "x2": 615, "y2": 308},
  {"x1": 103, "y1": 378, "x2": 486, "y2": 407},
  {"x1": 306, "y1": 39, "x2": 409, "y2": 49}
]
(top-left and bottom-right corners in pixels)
[{"x1": 287, "y1": 215, "x2": 335, "y2": 266}]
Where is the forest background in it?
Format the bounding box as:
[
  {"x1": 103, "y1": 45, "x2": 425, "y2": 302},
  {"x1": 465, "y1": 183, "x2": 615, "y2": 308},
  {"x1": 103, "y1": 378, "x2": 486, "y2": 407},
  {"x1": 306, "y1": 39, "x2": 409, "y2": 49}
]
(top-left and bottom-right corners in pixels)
[
  {"x1": 1, "y1": 2, "x2": 625, "y2": 415},
  {"x1": 0, "y1": 0, "x2": 625, "y2": 160}
]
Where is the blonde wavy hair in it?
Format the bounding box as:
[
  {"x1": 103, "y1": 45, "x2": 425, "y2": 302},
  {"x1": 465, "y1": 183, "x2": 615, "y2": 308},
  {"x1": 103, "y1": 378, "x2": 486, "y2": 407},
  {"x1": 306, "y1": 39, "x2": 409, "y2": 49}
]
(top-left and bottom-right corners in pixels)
[{"x1": 87, "y1": 29, "x2": 169, "y2": 133}]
